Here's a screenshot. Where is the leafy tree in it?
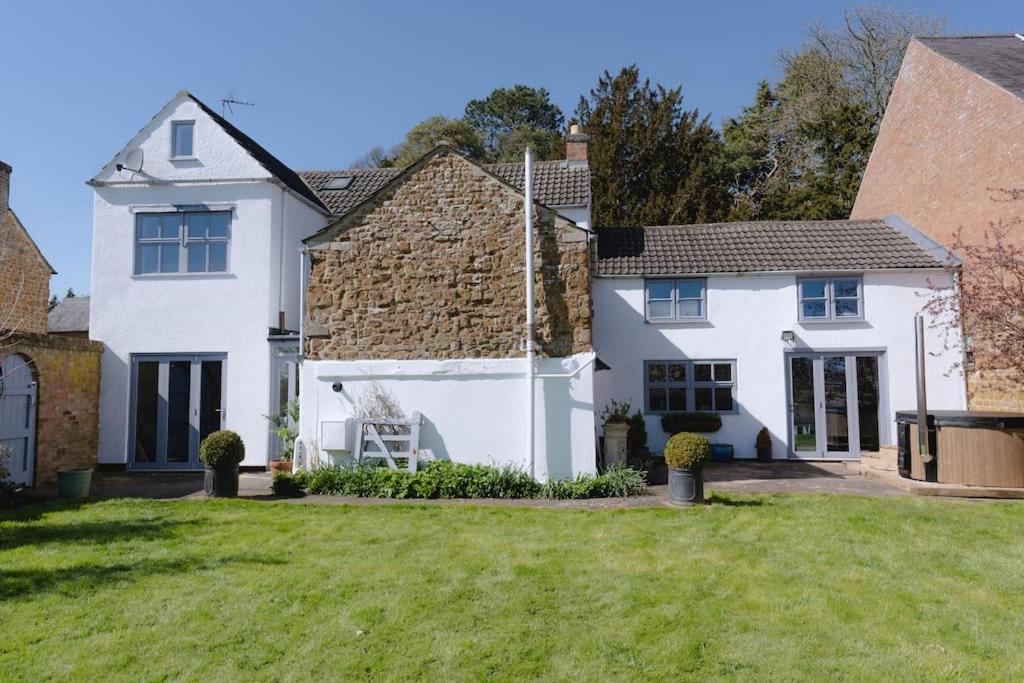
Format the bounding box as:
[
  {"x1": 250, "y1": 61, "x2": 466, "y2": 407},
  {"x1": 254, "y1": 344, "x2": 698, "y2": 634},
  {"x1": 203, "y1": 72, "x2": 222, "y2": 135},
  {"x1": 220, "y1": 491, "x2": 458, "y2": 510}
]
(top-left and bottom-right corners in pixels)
[
  {"x1": 388, "y1": 116, "x2": 485, "y2": 168},
  {"x1": 464, "y1": 85, "x2": 565, "y2": 161},
  {"x1": 574, "y1": 66, "x2": 730, "y2": 227}
]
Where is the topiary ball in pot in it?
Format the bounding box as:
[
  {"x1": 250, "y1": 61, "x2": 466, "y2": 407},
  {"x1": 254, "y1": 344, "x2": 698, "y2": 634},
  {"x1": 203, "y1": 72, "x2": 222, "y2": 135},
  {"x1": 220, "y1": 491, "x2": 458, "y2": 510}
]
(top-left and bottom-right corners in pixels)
[
  {"x1": 755, "y1": 427, "x2": 773, "y2": 462},
  {"x1": 664, "y1": 432, "x2": 709, "y2": 506},
  {"x1": 200, "y1": 430, "x2": 245, "y2": 498}
]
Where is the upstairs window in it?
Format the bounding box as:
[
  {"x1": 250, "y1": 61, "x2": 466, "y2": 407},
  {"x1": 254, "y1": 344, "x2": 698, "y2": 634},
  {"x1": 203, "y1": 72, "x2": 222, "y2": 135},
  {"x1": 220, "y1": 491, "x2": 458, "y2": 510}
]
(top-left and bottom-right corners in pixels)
[
  {"x1": 135, "y1": 211, "x2": 230, "y2": 275},
  {"x1": 798, "y1": 276, "x2": 863, "y2": 320},
  {"x1": 171, "y1": 121, "x2": 194, "y2": 158},
  {"x1": 645, "y1": 278, "x2": 707, "y2": 321}
]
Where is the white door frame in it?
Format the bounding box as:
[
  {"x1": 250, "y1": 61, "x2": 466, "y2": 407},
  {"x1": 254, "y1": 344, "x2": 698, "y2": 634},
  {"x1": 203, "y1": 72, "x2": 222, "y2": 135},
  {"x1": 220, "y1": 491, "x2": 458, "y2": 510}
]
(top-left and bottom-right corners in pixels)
[{"x1": 268, "y1": 342, "x2": 300, "y2": 461}]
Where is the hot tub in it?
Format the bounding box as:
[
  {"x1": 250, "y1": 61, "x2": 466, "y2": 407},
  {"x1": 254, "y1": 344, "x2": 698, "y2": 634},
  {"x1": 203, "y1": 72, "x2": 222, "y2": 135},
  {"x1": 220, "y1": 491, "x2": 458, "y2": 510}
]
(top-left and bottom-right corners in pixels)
[{"x1": 896, "y1": 411, "x2": 1024, "y2": 487}]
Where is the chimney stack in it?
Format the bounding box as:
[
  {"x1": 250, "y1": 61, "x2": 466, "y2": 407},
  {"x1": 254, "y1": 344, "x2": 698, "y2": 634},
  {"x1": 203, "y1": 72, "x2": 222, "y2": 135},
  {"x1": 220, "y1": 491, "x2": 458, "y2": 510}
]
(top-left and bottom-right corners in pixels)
[
  {"x1": 0, "y1": 161, "x2": 10, "y2": 214},
  {"x1": 566, "y1": 124, "x2": 590, "y2": 166}
]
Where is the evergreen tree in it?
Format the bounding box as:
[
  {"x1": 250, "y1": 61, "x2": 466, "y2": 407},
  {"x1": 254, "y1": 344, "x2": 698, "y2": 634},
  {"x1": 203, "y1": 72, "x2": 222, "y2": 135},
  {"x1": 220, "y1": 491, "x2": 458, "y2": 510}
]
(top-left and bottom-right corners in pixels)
[{"x1": 464, "y1": 85, "x2": 565, "y2": 162}]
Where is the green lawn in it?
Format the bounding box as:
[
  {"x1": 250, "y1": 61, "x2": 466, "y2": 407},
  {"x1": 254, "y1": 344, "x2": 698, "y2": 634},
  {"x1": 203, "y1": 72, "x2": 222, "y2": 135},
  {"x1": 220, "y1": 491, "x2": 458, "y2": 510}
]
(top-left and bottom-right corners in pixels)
[{"x1": 2, "y1": 495, "x2": 1024, "y2": 680}]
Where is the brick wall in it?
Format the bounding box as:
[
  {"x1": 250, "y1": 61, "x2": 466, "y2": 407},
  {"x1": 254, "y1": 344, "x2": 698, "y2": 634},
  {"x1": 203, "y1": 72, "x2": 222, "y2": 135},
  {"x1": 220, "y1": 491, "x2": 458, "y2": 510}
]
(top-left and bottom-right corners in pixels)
[
  {"x1": 5, "y1": 333, "x2": 102, "y2": 485},
  {"x1": 852, "y1": 40, "x2": 1024, "y2": 411},
  {"x1": 1, "y1": 161, "x2": 52, "y2": 336},
  {"x1": 305, "y1": 151, "x2": 592, "y2": 360}
]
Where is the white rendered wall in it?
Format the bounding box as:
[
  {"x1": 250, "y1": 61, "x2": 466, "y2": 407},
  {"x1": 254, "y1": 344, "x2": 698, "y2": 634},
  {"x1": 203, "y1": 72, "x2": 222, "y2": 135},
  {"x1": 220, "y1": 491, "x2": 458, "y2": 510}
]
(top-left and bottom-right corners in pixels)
[
  {"x1": 298, "y1": 354, "x2": 597, "y2": 480},
  {"x1": 592, "y1": 272, "x2": 966, "y2": 457}
]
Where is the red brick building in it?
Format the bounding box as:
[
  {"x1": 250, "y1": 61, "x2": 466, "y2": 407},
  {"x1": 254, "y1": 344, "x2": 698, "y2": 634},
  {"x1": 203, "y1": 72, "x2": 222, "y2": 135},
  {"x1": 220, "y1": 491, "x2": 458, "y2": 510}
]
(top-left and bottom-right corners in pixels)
[{"x1": 852, "y1": 34, "x2": 1024, "y2": 411}]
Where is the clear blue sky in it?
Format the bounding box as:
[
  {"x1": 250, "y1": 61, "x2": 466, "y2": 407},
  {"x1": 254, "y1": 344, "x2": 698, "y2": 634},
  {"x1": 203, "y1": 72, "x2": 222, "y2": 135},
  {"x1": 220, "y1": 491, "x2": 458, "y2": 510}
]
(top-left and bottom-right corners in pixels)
[{"x1": 1, "y1": 0, "x2": 1020, "y2": 296}]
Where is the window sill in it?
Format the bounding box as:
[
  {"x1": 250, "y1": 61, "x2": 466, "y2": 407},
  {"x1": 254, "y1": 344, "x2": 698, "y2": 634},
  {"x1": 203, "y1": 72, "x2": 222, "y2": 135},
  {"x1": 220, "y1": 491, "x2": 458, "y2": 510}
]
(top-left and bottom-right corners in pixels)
[
  {"x1": 169, "y1": 155, "x2": 198, "y2": 162},
  {"x1": 645, "y1": 319, "x2": 712, "y2": 327},
  {"x1": 131, "y1": 273, "x2": 236, "y2": 281},
  {"x1": 798, "y1": 319, "x2": 870, "y2": 328}
]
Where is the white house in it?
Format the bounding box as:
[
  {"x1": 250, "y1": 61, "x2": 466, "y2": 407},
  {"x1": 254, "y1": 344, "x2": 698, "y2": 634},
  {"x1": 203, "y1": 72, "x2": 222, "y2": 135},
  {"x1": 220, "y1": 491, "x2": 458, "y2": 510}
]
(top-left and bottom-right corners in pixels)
[
  {"x1": 591, "y1": 218, "x2": 967, "y2": 459},
  {"x1": 87, "y1": 92, "x2": 591, "y2": 471}
]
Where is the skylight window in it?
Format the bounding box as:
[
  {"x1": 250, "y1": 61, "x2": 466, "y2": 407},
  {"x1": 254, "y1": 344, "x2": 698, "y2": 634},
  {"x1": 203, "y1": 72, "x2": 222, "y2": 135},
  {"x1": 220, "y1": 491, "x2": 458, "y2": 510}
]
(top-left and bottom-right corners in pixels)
[{"x1": 324, "y1": 175, "x2": 354, "y2": 190}]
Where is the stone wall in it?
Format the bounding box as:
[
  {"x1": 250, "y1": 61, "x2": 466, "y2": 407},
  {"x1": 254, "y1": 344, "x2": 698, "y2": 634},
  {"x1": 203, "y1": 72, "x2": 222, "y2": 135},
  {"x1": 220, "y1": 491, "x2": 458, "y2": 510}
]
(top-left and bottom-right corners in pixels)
[
  {"x1": 852, "y1": 40, "x2": 1024, "y2": 411},
  {"x1": 5, "y1": 333, "x2": 102, "y2": 485},
  {"x1": 0, "y1": 210, "x2": 51, "y2": 335},
  {"x1": 305, "y1": 151, "x2": 592, "y2": 360}
]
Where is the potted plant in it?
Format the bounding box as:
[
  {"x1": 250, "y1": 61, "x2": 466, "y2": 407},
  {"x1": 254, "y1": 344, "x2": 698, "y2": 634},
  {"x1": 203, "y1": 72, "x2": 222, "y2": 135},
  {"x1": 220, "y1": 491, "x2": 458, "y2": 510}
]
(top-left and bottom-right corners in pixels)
[
  {"x1": 601, "y1": 400, "x2": 632, "y2": 469},
  {"x1": 756, "y1": 427, "x2": 773, "y2": 462},
  {"x1": 661, "y1": 411, "x2": 732, "y2": 461},
  {"x1": 266, "y1": 400, "x2": 299, "y2": 475},
  {"x1": 57, "y1": 468, "x2": 94, "y2": 499},
  {"x1": 200, "y1": 430, "x2": 245, "y2": 498},
  {"x1": 664, "y1": 432, "x2": 710, "y2": 506}
]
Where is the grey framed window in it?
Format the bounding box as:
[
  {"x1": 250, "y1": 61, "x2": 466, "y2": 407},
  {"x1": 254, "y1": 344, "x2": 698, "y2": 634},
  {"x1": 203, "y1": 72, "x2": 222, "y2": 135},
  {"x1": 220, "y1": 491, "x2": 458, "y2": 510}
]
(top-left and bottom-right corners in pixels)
[
  {"x1": 135, "y1": 211, "x2": 230, "y2": 275},
  {"x1": 171, "y1": 121, "x2": 194, "y2": 158},
  {"x1": 798, "y1": 276, "x2": 863, "y2": 320},
  {"x1": 645, "y1": 359, "x2": 736, "y2": 414},
  {"x1": 645, "y1": 278, "x2": 707, "y2": 321}
]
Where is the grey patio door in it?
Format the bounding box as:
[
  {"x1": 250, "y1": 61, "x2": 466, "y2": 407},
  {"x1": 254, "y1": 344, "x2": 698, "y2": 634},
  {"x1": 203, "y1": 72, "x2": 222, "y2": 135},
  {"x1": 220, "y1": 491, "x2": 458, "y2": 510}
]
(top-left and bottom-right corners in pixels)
[
  {"x1": 131, "y1": 354, "x2": 225, "y2": 469},
  {"x1": 787, "y1": 353, "x2": 882, "y2": 460},
  {"x1": 0, "y1": 355, "x2": 37, "y2": 486}
]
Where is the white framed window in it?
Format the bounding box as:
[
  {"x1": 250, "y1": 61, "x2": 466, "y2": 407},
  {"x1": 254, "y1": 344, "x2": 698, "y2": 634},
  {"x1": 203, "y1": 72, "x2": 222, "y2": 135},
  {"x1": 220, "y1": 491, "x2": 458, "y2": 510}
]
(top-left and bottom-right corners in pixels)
[
  {"x1": 644, "y1": 359, "x2": 736, "y2": 414},
  {"x1": 135, "y1": 211, "x2": 230, "y2": 275},
  {"x1": 798, "y1": 276, "x2": 863, "y2": 321},
  {"x1": 171, "y1": 121, "x2": 194, "y2": 158},
  {"x1": 645, "y1": 278, "x2": 707, "y2": 321}
]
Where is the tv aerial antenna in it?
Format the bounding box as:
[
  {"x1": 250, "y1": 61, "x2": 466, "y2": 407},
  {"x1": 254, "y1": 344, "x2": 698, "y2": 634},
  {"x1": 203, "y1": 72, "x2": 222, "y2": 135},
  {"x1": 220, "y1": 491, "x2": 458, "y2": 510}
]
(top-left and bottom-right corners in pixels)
[{"x1": 221, "y1": 89, "x2": 255, "y2": 118}]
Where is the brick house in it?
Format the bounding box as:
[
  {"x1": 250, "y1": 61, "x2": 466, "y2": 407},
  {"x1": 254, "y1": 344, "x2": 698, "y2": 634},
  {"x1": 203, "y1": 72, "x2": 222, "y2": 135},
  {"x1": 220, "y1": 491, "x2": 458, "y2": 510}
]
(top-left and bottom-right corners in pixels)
[
  {"x1": 0, "y1": 161, "x2": 102, "y2": 486},
  {"x1": 852, "y1": 34, "x2": 1024, "y2": 410}
]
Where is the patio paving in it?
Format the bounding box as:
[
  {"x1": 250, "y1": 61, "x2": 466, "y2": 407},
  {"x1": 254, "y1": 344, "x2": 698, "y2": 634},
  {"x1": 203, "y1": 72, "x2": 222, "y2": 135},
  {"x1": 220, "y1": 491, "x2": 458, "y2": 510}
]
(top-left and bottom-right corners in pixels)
[{"x1": 56, "y1": 460, "x2": 909, "y2": 506}]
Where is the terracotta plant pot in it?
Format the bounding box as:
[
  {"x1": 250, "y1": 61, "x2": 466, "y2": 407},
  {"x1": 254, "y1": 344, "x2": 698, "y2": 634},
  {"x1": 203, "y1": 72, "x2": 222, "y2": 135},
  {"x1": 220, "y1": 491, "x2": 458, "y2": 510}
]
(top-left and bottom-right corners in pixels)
[{"x1": 269, "y1": 460, "x2": 293, "y2": 475}]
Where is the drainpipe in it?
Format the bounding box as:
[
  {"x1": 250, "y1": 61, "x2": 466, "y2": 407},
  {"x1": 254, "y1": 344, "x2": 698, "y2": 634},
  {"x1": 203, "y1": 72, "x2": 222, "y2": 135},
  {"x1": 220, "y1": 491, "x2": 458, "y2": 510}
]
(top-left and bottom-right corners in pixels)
[
  {"x1": 914, "y1": 314, "x2": 931, "y2": 462},
  {"x1": 524, "y1": 147, "x2": 536, "y2": 479},
  {"x1": 299, "y1": 247, "x2": 308, "y2": 360}
]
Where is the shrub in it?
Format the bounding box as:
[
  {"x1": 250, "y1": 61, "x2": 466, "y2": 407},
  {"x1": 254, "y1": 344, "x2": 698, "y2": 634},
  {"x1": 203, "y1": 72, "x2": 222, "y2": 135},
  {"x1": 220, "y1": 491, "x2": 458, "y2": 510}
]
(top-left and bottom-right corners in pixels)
[
  {"x1": 664, "y1": 432, "x2": 710, "y2": 470},
  {"x1": 271, "y1": 471, "x2": 309, "y2": 496},
  {"x1": 661, "y1": 411, "x2": 722, "y2": 435},
  {"x1": 199, "y1": 430, "x2": 245, "y2": 468},
  {"x1": 628, "y1": 410, "x2": 648, "y2": 456},
  {"x1": 597, "y1": 464, "x2": 648, "y2": 497},
  {"x1": 756, "y1": 427, "x2": 772, "y2": 449},
  {"x1": 601, "y1": 399, "x2": 632, "y2": 425}
]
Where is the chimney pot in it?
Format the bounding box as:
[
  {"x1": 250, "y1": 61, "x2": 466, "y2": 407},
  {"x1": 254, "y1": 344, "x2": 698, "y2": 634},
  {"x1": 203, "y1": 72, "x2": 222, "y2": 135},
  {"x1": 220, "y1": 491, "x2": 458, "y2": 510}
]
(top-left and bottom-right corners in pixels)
[
  {"x1": 0, "y1": 160, "x2": 11, "y2": 214},
  {"x1": 565, "y1": 126, "x2": 589, "y2": 165}
]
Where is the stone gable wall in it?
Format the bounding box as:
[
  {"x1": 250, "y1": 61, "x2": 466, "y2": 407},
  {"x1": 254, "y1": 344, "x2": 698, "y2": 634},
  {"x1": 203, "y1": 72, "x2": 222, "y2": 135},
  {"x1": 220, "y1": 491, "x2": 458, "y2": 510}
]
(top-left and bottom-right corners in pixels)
[
  {"x1": 305, "y1": 153, "x2": 591, "y2": 360},
  {"x1": 0, "y1": 211, "x2": 51, "y2": 335}
]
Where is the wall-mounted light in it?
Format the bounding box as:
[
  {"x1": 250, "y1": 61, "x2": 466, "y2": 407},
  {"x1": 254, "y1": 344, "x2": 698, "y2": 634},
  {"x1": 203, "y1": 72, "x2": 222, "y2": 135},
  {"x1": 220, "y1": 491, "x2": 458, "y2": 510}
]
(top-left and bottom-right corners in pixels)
[
  {"x1": 781, "y1": 330, "x2": 796, "y2": 344},
  {"x1": 331, "y1": 381, "x2": 343, "y2": 393}
]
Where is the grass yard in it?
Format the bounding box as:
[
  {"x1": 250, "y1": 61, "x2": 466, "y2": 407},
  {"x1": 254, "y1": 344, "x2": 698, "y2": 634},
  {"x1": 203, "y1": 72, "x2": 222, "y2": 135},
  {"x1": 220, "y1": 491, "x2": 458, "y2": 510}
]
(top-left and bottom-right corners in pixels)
[{"x1": 2, "y1": 495, "x2": 1024, "y2": 680}]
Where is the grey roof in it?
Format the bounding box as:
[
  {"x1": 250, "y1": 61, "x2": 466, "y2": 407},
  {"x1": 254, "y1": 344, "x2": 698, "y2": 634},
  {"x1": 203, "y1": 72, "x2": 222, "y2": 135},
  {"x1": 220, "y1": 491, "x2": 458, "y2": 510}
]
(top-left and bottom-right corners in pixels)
[
  {"x1": 594, "y1": 219, "x2": 951, "y2": 276},
  {"x1": 300, "y1": 159, "x2": 590, "y2": 217},
  {"x1": 48, "y1": 296, "x2": 90, "y2": 333},
  {"x1": 917, "y1": 35, "x2": 1024, "y2": 100}
]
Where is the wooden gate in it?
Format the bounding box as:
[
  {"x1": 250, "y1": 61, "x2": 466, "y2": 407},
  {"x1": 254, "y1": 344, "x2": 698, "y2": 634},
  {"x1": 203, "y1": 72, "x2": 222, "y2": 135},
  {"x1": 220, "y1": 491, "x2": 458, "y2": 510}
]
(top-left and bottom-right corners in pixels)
[
  {"x1": 354, "y1": 412, "x2": 422, "y2": 472},
  {"x1": 0, "y1": 354, "x2": 37, "y2": 486}
]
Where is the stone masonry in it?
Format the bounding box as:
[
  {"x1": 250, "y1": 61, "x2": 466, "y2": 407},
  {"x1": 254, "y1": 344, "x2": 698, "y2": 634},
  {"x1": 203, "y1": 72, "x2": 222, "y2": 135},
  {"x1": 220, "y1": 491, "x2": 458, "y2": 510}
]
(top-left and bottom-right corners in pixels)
[
  {"x1": 305, "y1": 150, "x2": 591, "y2": 360},
  {"x1": 0, "y1": 162, "x2": 51, "y2": 335},
  {"x1": 852, "y1": 40, "x2": 1024, "y2": 411}
]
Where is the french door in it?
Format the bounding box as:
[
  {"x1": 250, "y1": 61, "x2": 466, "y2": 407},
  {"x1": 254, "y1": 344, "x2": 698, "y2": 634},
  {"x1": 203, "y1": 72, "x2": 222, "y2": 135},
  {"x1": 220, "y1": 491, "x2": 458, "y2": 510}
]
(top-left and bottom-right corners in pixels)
[
  {"x1": 130, "y1": 354, "x2": 225, "y2": 469},
  {"x1": 787, "y1": 353, "x2": 882, "y2": 460}
]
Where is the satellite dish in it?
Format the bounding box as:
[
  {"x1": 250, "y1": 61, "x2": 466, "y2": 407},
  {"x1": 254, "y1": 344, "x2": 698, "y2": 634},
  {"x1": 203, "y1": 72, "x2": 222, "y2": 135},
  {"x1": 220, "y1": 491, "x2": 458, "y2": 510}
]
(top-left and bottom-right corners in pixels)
[{"x1": 117, "y1": 148, "x2": 144, "y2": 173}]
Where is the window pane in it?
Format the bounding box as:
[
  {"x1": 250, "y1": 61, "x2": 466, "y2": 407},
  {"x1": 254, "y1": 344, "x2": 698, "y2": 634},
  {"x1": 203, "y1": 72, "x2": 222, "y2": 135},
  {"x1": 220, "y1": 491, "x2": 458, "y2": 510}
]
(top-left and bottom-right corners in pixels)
[
  {"x1": 668, "y1": 388, "x2": 686, "y2": 411},
  {"x1": 694, "y1": 364, "x2": 712, "y2": 382},
  {"x1": 208, "y1": 243, "x2": 227, "y2": 272},
  {"x1": 857, "y1": 357, "x2": 880, "y2": 452},
  {"x1": 140, "y1": 215, "x2": 161, "y2": 239},
  {"x1": 835, "y1": 298, "x2": 860, "y2": 317},
  {"x1": 160, "y1": 215, "x2": 180, "y2": 239},
  {"x1": 137, "y1": 244, "x2": 159, "y2": 274},
  {"x1": 714, "y1": 387, "x2": 734, "y2": 412},
  {"x1": 209, "y1": 213, "x2": 230, "y2": 238},
  {"x1": 677, "y1": 300, "x2": 703, "y2": 318},
  {"x1": 187, "y1": 213, "x2": 210, "y2": 239},
  {"x1": 677, "y1": 279, "x2": 704, "y2": 299},
  {"x1": 833, "y1": 279, "x2": 859, "y2": 298},
  {"x1": 667, "y1": 364, "x2": 685, "y2": 382},
  {"x1": 802, "y1": 300, "x2": 827, "y2": 318},
  {"x1": 173, "y1": 122, "x2": 194, "y2": 157},
  {"x1": 648, "y1": 301, "x2": 673, "y2": 319},
  {"x1": 647, "y1": 281, "x2": 673, "y2": 300},
  {"x1": 648, "y1": 388, "x2": 667, "y2": 412},
  {"x1": 647, "y1": 363, "x2": 666, "y2": 383},
  {"x1": 801, "y1": 279, "x2": 826, "y2": 299},
  {"x1": 187, "y1": 244, "x2": 207, "y2": 272},
  {"x1": 694, "y1": 387, "x2": 713, "y2": 411},
  {"x1": 160, "y1": 244, "x2": 179, "y2": 273},
  {"x1": 714, "y1": 363, "x2": 732, "y2": 382}
]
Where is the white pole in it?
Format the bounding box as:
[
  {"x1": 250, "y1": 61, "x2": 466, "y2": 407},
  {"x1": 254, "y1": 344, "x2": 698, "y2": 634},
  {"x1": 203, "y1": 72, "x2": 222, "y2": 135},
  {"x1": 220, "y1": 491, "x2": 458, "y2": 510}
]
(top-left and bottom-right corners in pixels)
[{"x1": 524, "y1": 147, "x2": 536, "y2": 479}]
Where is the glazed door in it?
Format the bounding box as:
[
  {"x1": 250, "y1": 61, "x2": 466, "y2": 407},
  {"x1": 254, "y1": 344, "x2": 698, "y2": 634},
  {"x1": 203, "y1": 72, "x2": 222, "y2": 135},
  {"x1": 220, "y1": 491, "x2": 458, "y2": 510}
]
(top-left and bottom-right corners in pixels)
[
  {"x1": 131, "y1": 354, "x2": 225, "y2": 469},
  {"x1": 787, "y1": 353, "x2": 881, "y2": 459}
]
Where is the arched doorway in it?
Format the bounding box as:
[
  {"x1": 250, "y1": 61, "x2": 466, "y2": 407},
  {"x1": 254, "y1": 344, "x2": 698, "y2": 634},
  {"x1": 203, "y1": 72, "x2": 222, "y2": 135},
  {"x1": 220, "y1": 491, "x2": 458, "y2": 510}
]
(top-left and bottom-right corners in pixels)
[{"x1": 0, "y1": 354, "x2": 37, "y2": 486}]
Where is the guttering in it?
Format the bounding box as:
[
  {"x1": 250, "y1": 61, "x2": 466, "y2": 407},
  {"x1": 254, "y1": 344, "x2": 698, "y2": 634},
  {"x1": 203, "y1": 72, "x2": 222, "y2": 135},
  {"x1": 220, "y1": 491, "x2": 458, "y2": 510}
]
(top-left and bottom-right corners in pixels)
[
  {"x1": 524, "y1": 147, "x2": 536, "y2": 479},
  {"x1": 593, "y1": 267, "x2": 956, "y2": 278}
]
